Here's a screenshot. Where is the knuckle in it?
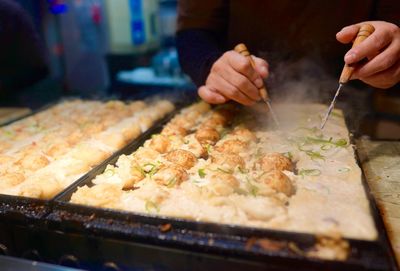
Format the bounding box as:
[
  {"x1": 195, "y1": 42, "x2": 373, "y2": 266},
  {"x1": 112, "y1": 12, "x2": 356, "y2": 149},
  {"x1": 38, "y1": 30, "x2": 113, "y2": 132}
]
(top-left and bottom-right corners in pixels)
[
  {"x1": 236, "y1": 59, "x2": 251, "y2": 72},
  {"x1": 211, "y1": 61, "x2": 222, "y2": 73},
  {"x1": 228, "y1": 86, "x2": 240, "y2": 97},
  {"x1": 236, "y1": 77, "x2": 248, "y2": 90},
  {"x1": 371, "y1": 34, "x2": 386, "y2": 50}
]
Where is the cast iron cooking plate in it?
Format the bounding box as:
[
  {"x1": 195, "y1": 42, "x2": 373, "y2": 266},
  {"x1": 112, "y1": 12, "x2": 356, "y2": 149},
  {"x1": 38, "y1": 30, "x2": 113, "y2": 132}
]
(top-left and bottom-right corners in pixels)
[
  {"x1": 0, "y1": 95, "x2": 187, "y2": 225},
  {"x1": 46, "y1": 107, "x2": 398, "y2": 271}
]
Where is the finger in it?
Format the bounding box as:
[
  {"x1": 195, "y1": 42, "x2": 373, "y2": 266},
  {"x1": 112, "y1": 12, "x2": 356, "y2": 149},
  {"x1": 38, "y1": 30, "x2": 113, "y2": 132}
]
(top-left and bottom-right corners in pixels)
[
  {"x1": 336, "y1": 24, "x2": 359, "y2": 44},
  {"x1": 354, "y1": 40, "x2": 400, "y2": 78},
  {"x1": 344, "y1": 28, "x2": 392, "y2": 65},
  {"x1": 206, "y1": 73, "x2": 256, "y2": 106},
  {"x1": 218, "y1": 65, "x2": 261, "y2": 101},
  {"x1": 358, "y1": 60, "x2": 400, "y2": 89},
  {"x1": 252, "y1": 56, "x2": 269, "y2": 78},
  {"x1": 224, "y1": 51, "x2": 263, "y2": 88},
  {"x1": 198, "y1": 86, "x2": 227, "y2": 104}
]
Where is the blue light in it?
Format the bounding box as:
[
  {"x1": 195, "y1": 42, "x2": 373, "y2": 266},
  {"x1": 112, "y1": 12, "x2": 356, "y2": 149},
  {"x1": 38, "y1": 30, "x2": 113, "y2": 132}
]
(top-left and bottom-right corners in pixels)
[{"x1": 47, "y1": 0, "x2": 68, "y2": 14}]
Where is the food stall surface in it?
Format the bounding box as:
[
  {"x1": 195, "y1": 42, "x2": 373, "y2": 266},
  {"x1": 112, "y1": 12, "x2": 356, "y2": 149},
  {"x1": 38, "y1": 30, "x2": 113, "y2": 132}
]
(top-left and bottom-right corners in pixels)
[{"x1": 357, "y1": 139, "x2": 400, "y2": 268}]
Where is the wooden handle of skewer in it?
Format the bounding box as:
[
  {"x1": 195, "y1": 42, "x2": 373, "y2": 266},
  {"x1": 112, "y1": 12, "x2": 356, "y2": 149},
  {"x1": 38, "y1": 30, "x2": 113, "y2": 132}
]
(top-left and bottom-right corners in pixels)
[
  {"x1": 234, "y1": 43, "x2": 269, "y2": 101},
  {"x1": 339, "y1": 24, "x2": 375, "y2": 84}
]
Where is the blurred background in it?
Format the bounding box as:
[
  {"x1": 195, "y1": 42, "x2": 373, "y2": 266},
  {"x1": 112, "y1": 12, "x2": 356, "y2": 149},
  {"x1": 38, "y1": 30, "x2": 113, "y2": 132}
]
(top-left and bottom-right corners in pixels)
[
  {"x1": 0, "y1": 0, "x2": 399, "y2": 139},
  {"x1": 1, "y1": 0, "x2": 194, "y2": 108}
]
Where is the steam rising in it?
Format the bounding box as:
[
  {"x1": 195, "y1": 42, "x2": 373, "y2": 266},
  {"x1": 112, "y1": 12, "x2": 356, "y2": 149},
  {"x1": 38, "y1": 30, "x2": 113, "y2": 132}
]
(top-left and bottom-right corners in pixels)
[{"x1": 263, "y1": 58, "x2": 373, "y2": 133}]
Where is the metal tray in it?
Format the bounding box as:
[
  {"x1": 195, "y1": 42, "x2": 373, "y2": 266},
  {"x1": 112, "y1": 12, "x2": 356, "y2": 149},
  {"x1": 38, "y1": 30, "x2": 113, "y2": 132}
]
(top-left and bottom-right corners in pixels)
[
  {"x1": 0, "y1": 96, "x2": 187, "y2": 225},
  {"x1": 43, "y1": 108, "x2": 398, "y2": 271}
]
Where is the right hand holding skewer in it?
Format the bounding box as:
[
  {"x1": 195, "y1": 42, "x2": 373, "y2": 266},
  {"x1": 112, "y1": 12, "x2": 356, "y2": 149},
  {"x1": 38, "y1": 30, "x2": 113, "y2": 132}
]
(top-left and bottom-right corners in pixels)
[
  {"x1": 336, "y1": 21, "x2": 400, "y2": 89},
  {"x1": 198, "y1": 50, "x2": 269, "y2": 105}
]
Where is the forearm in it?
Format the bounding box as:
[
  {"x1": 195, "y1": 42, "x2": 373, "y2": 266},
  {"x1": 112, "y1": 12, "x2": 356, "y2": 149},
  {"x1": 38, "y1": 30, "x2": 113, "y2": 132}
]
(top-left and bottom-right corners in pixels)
[{"x1": 176, "y1": 29, "x2": 224, "y2": 86}]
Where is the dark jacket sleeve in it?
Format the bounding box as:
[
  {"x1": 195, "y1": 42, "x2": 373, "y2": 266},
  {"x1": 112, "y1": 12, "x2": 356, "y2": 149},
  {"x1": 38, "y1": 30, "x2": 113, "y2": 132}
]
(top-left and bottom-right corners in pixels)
[
  {"x1": 177, "y1": 30, "x2": 224, "y2": 87},
  {"x1": 176, "y1": 0, "x2": 228, "y2": 86}
]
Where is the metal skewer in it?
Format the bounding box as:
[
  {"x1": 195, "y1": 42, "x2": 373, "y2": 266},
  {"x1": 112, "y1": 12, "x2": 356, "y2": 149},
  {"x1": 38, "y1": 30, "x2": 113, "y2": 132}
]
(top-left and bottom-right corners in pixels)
[
  {"x1": 320, "y1": 24, "x2": 375, "y2": 129},
  {"x1": 234, "y1": 43, "x2": 280, "y2": 128}
]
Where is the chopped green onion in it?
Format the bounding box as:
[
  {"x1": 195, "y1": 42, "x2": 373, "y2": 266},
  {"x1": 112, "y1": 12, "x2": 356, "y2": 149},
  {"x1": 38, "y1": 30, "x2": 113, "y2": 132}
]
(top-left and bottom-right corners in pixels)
[
  {"x1": 255, "y1": 148, "x2": 264, "y2": 159},
  {"x1": 217, "y1": 167, "x2": 233, "y2": 174},
  {"x1": 306, "y1": 150, "x2": 325, "y2": 161},
  {"x1": 283, "y1": 152, "x2": 293, "y2": 160},
  {"x1": 166, "y1": 177, "x2": 177, "y2": 188},
  {"x1": 245, "y1": 177, "x2": 259, "y2": 196},
  {"x1": 331, "y1": 111, "x2": 343, "y2": 118},
  {"x1": 143, "y1": 162, "x2": 160, "y2": 177},
  {"x1": 334, "y1": 139, "x2": 348, "y2": 147},
  {"x1": 305, "y1": 137, "x2": 347, "y2": 148},
  {"x1": 198, "y1": 168, "x2": 206, "y2": 178},
  {"x1": 104, "y1": 168, "x2": 115, "y2": 177},
  {"x1": 320, "y1": 144, "x2": 333, "y2": 151},
  {"x1": 133, "y1": 165, "x2": 146, "y2": 177},
  {"x1": 145, "y1": 200, "x2": 159, "y2": 213},
  {"x1": 3, "y1": 130, "x2": 14, "y2": 138},
  {"x1": 238, "y1": 167, "x2": 249, "y2": 174},
  {"x1": 299, "y1": 169, "x2": 321, "y2": 177},
  {"x1": 338, "y1": 167, "x2": 350, "y2": 173},
  {"x1": 220, "y1": 128, "x2": 230, "y2": 139},
  {"x1": 234, "y1": 187, "x2": 249, "y2": 195},
  {"x1": 205, "y1": 144, "x2": 212, "y2": 154}
]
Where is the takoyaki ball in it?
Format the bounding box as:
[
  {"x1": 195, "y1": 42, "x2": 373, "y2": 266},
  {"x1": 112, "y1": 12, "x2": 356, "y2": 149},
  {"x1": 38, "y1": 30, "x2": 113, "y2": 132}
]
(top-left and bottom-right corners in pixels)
[
  {"x1": 164, "y1": 149, "x2": 197, "y2": 170},
  {"x1": 45, "y1": 141, "x2": 70, "y2": 158},
  {"x1": 128, "y1": 101, "x2": 147, "y2": 114},
  {"x1": 171, "y1": 115, "x2": 196, "y2": 130},
  {"x1": 195, "y1": 127, "x2": 220, "y2": 145},
  {"x1": 95, "y1": 132, "x2": 126, "y2": 150},
  {"x1": 181, "y1": 136, "x2": 207, "y2": 158},
  {"x1": 155, "y1": 100, "x2": 175, "y2": 115},
  {"x1": 66, "y1": 131, "x2": 84, "y2": 145},
  {"x1": 0, "y1": 172, "x2": 25, "y2": 189},
  {"x1": 153, "y1": 164, "x2": 188, "y2": 187},
  {"x1": 208, "y1": 172, "x2": 240, "y2": 196},
  {"x1": 191, "y1": 101, "x2": 211, "y2": 114},
  {"x1": 16, "y1": 153, "x2": 50, "y2": 171},
  {"x1": 70, "y1": 183, "x2": 122, "y2": 208},
  {"x1": 231, "y1": 126, "x2": 257, "y2": 143},
  {"x1": 138, "y1": 115, "x2": 154, "y2": 131},
  {"x1": 81, "y1": 122, "x2": 105, "y2": 135},
  {"x1": 105, "y1": 100, "x2": 126, "y2": 110},
  {"x1": 210, "y1": 152, "x2": 245, "y2": 171},
  {"x1": 71, "y1": 144, "x2": 110, "y2": 167},
  {"x1": 148, "y1": 134, "x2": 171, "y2": 154},
  {"x1": 133, "y1": 147, "x2": 160, "y2": 164},
  {"x1": 0, "y1": 141, "x2": 11, "y2": 153},
  {"x1": 257, "y1": 169, "x2": 294, "y2": 196},
  {"x1": 161, "y1": 124, "x2": 187, "y2": 137},
  {"x1": 121, "y1": 124, "x2": 141, "y2": 143},
  {"x1": 214, "y1": 139, "x2": 248, "y2": 154},
  {"x1": 0, "y1": 154, "x2": 14, "y2": 164},
  {"x1": 257, "y1": 152, "x2": 293, "y2": 172}
]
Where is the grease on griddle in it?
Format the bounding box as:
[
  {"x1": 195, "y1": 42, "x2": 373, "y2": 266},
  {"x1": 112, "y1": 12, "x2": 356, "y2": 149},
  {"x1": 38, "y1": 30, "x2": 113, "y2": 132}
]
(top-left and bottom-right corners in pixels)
[
  {"x1": 159, "y1": 223, "x2": 172, "y2": 233},
  {"x1": 245, "y1": 237, "x2": 287, "y2": 252}
]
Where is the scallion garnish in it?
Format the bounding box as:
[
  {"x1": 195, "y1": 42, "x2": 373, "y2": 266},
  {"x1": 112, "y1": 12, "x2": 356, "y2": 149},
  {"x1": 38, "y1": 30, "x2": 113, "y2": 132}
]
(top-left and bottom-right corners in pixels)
[
  {"x1": 145, "y1": 200, "x2": 159, "y2": 213},
  {"x1": 299, "y1": 169, "x2": 321, "y2": 177},
  {"x1": 198, "y1": 168, "x2": 206, "y2": 178}
]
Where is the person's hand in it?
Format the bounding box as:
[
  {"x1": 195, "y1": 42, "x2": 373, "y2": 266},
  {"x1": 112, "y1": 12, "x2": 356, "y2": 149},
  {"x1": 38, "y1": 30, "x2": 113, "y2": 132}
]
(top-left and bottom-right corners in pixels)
[
  {"x1": 198, "y1": 51, "x2": 269, "y2": 105},
  {"x1": 336, "y1": 21, "x2": 400, "y2": 89}
]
